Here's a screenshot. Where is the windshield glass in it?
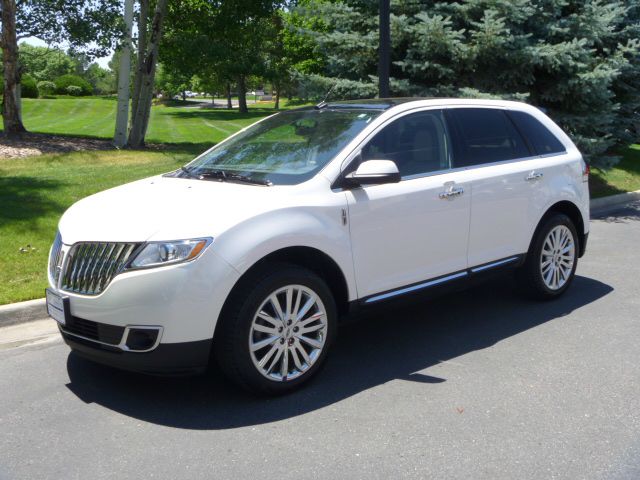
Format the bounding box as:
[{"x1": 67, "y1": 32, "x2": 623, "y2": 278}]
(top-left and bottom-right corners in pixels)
[{"x1": 183, "y1": 109, "x2": 380, "y2": 185}]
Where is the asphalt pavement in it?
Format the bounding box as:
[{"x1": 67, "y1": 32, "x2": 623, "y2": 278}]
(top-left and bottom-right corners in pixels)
[{"x1": 1, "y1": 203, "x2": 639, "y2": 480}]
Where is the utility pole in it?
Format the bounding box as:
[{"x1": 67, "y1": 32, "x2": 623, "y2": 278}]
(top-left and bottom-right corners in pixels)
[
  {"x1": 378, "y1": 0, "x2": 390, "y2": 98},
  {"x1": 114, "y1": 0, "x2": 134, "y2": 148}
]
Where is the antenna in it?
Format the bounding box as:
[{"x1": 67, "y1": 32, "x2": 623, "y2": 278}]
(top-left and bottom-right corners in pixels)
[{"x1": 315, "y1": 82, "x2": 337, "y2": 109}]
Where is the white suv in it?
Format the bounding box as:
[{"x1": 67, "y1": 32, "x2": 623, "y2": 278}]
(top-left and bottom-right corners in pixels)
[{"x1": 46, "y1": 98, "x2": 589, "y2": 393}]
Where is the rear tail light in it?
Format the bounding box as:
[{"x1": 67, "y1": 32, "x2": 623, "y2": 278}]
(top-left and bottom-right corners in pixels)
[{"x1": 582, "y1": 161, "x2": 590, "y2": 183}]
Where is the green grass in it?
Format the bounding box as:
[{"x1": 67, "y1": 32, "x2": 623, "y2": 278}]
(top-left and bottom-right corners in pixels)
[
  {"x1": 18, "y1": 96, "x2": 293, "y2": 145},
  {"x1": 590, "y1": 144, "x2": 640, "y2": 198}
]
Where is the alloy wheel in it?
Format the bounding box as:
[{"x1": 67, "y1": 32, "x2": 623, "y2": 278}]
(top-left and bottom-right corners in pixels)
[
  {"x1": 249, "y1": 284, "x2": 328, "y2": 382},
  {"x1": 540, "y1": 225, "x2": 575, "y2": 290}
]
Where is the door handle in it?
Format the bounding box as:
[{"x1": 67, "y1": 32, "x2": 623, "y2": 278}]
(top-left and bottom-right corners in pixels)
[
  {"x1": 439, "y1": 186, "x2": 464, "y2": 199},
  {"x1": 526, "y1": 171, "x2": 543, "y2": 181}
]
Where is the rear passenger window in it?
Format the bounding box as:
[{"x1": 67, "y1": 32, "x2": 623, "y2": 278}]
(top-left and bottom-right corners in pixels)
[
  {"x1": 361, "y1": 110, "x2": 451, "y2": 178},
  {"x1": 446, "y1": 108, "x2": 531, "y2": 167},
  {"x1": 508, "y1": 110, "x2": 566, "y2": 155}
]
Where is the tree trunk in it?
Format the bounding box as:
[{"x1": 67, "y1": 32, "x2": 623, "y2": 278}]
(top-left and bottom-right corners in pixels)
[
  {"x1": 127, "y1": 0, "x2": 168, "y2": 148},
  {"x1": 181, "y1": 90, "x2": 186, "y2": 101},
  {"x1": 1, "y1": 0, "x2": 26, "y2": 136},
  {"x1": 130, "y1": 0, "x2": 149, "y2": 128},
  {"x1": 226, "y1": 83, "x2": 232, "y2": 109},
  {"x1": 237, "y1": 75, "x2": 248, "y2": 113},
  {"x1": 274, "y1": 83, "x2": 280, "y2": 110},
  {"x1": 113, "y1": 0, "x2": 134, "y2": 147}
]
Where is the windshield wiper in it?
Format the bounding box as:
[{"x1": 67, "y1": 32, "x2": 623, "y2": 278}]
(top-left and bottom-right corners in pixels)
[
  {"x1": 198, "y1": 169, "x2": 273, "y2": 186},
  {"x1": 180, "y1": 166, "x2": 198, "y2": 178}
]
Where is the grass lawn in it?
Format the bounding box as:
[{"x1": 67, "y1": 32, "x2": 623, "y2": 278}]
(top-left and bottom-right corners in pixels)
[
  {"x1": 18, "y1": 96, "x2": 292, "y2": 145},
  {"x1": 589, "y1": 144, "x2": 640, "y2": 198}
]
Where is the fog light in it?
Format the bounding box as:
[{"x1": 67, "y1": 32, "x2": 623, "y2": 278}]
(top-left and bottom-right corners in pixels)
[{"x1": 125, "y1": 327, "x2": 160, "y2": 351}]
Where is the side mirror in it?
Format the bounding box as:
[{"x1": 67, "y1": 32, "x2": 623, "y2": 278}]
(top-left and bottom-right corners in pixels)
[{"x1": 344, "y1": 159, "x2": 401, "y2": 187}]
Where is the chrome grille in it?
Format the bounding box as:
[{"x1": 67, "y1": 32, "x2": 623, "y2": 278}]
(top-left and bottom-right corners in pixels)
[
  {"x1": 48, "y1": 232, "x2": 64, "y2": 285},
  {"x1": 61, "y1": 242, "x2": 139, "y2": 295}
]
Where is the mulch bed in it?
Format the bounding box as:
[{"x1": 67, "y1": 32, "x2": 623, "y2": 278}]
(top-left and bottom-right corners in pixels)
[{"x1": 0, "y1": 133, "x2": 115, "y2": 159}]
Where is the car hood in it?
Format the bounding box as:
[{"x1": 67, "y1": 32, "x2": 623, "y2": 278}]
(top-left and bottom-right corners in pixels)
[{"x1": 58, "y1": 175, "x2": 304, "y2": 244}]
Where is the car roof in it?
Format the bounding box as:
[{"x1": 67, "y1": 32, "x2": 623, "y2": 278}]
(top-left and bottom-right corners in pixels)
[{"x1": 296, "y1": 97, "x2": 531, "y2": 112}]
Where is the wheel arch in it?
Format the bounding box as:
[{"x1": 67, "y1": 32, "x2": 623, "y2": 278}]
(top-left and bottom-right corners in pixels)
[
  {"x1": 530, "y1": 200, "x2": 587, "y2": 258},
  {"x1": 215, "y1": 246, "x2": 351, "y2": 341}
]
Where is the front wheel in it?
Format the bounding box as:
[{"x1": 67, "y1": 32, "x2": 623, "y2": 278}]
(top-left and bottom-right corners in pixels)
[
  {"x1": 517, "y1": 213, "x2": 579, "y2": 300},
  {"x1": 215, "y1": 264, "x2": 337, "y2": 395}
]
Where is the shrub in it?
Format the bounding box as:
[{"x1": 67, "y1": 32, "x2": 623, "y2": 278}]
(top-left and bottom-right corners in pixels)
[
  {"x1": 293, "y1": 73, "x2": 377, "y2": 101},
  {"x1": 54, "y1": 74, "x2": 93, "y2": 96},
  {"x1": 37, "y1": 80, "x2": 56, "y2": 96},
  {"x1": 66, "y1": 85, "x2": 82, "y2": 96},
  {"x1": 21, "y1": 74, "x2": 39, "y2": 98}
]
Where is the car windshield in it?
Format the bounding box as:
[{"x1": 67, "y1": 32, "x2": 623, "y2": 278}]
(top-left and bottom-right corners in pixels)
[{"x1": 182, "y1": 109, "x2": 380, "y2": 185}]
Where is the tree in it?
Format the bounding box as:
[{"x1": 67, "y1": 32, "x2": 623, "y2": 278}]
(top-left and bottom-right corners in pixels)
[
  {"x1": 162, "y1": 0, "x2": 282, "y2": 113},
  {"x1": 18, "y1": 44, "x2": 76, "y2": 82},
  {"x1": 127, "y1": 0, "x2": 168, "y2": 147},
  {"x1": 0, "y1": 0, "x2": 122, "y2": 135},
  {"x1": 297, "y1": 0, "x2": 640, "y2": 158},
  {"x1": 113, "y1": 0, "x2": 133, "y2": 148}
]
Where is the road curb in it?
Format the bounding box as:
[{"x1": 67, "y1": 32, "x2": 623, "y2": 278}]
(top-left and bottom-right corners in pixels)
[
  {"x1": 0, "y1": 298, "x2": 46, "y2": 328},
  {"x1": 590, "y1": 189, "x2": 640, "y2": 215},
  {"x1": 1, "y1": 190, "x2": 639, "y2": 328}
]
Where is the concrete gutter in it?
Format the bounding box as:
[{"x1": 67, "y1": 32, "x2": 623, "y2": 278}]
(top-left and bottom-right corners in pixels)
[
  {"x1": 0, "y1": 298, "x2": 47, "y2": 327},
  {"x1": 1, "y1": 190, "x2": 639, "y2": 328},
  {"x1": 590, "y1": 189, "x2": 640, "y2": 214}
]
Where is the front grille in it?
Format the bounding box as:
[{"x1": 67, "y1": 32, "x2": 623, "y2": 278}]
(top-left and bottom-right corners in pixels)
[
  {"x1": 61, "y1": 242, "x2": 139, "y2": 295},
  {"x1": 48, "y1": 232, "x2": 63, "y2": 285},
  {"x1": 63, "y1": 316, "x2": 125, "y2": 345}
]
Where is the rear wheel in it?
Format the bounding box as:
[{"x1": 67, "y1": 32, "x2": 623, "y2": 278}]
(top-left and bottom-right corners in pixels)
[
  {"x1": 517, "y1": 213, "x2": 578, "y2": 299},
  {"x1": 215, "y1": 264, "x2": 336, "y2": 395}
]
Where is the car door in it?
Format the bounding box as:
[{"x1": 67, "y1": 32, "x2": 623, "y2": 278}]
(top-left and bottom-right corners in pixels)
[
  {"x1": 343, "y1": 109, "x2": 472, "y2": 300},
  {"x1": 444, "y1": 107, "x2": 544, "y2": 268}
]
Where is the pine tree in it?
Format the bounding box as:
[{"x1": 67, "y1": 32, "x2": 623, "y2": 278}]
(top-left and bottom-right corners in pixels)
[{"x1": 297, "y1": 0, "x2": 640, "y2": 158}]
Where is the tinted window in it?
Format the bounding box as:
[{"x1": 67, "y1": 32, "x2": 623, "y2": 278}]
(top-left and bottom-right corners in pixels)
[
  {"x1": 446, "y1": 108, "x2": 531, "y2": 167},
  {"x1": 361, "y1": 110, "x2": 451, "y2": 177},
  {"x1": 508, "y1": 110, "x2": 566, "y2": 155}
]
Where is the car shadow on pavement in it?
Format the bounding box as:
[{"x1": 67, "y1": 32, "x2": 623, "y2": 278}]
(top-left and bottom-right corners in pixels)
[{"x1": 65, "y1": 274, "x2": 612, "y2": 430}]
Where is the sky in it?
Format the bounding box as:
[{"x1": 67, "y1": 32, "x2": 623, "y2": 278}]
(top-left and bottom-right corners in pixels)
[{"x1": 19, "y1": 37, "x2": 114, "y2": 70}]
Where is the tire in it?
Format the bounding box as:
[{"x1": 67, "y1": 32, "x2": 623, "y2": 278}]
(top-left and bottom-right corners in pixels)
[
  {"x1": 214, "y1": 263, "x2": 337, "y2": 395},
  {"x1": 517, "y1": 213, "x2": 579, "y2": 300}
]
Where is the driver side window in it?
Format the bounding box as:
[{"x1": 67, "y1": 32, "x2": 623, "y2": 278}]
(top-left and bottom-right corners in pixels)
[{"x1": 361, "y1": 109, "x2": 451, "y2": 178}]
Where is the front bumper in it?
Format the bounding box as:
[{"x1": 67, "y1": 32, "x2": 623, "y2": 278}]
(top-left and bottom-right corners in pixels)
[
  {"x1": 49, "y1": 246, "x2": 240, "y2": 345},
  {"x1": 60, "y1": 327, "x2": 211, "y2": 375}
]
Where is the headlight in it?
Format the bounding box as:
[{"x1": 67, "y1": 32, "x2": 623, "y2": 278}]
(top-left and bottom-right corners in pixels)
[{"x1": 127, "y1": 238, "x2": 212, "y2": 269}]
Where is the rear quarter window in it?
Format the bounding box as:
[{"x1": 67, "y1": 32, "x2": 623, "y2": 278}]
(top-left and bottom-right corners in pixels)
[{"x1": 508, "y1": 110, "x2": 566, "y2": 156}]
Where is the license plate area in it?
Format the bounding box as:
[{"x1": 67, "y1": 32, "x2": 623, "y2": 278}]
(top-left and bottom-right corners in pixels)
[{"x1": 45, "y1": 288, "x2": 70, "y2": 325}]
